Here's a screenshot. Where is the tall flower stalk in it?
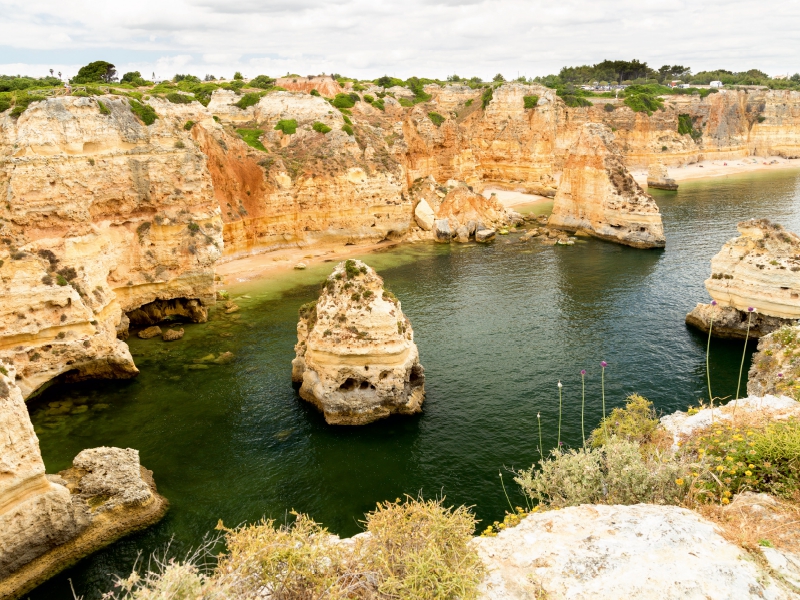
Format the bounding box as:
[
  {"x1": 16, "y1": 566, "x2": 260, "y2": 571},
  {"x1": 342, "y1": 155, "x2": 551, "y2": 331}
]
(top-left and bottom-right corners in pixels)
[
  {"x1": 557, "y1": 381, "x2": 563, "y2": 448},
  {"x1": 580, "y1": 369, "x2": 586, "y2": 446},
  {"x1": 600, "y1": 361, "x2": 608, "y2": 441},
  {"x1": 734, "y1": 307, "x2": 755, "y2": 417},
  {"x1": 537, "y1": 412, "x2": 543, "y2": 460},
  {"x1": 706, "y1": 300, "x2": 717, "y2": 404},
  {"x1": 499, "y1": 471, "x2": 514, "y2": 513}
]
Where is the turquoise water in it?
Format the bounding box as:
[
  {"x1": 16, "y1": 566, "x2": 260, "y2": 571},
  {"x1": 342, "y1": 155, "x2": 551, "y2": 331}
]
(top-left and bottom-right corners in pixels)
[{"x1": 27, "y1": 169, "x2": 800, "y2": 598}]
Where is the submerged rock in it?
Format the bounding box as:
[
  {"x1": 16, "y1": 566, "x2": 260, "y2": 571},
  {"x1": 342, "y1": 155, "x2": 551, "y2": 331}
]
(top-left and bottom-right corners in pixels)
[
  {"x1": 475, "y1": 229, "x2": 496, "y2": 242},
  {"x1": 548, "y1": 123, "x2": 665, "y2": 249},
  {"x1": 686, "y1": 220, "x2": 800, "y2": 338},
  {"x1": 162, "y1": 328, "x2": 184, "y2": 341},
  {"x1": 475, "y1": 503, "x2": 792, "y2": 599},
  {"x1": 291, "y1": 260, "x2": 425, "y2": 425},
  {"x1": 647, "y1": 162, "x2": 679, "y2": 191},
  {"x1": 137, "y1": 326, "x2": 162, "y2": 339}
]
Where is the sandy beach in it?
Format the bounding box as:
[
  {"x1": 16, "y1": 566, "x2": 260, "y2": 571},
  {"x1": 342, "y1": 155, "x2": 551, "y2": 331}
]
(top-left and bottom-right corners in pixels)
[{"x1": 218, "y1": 159, "x2": 800, "y2": 286}]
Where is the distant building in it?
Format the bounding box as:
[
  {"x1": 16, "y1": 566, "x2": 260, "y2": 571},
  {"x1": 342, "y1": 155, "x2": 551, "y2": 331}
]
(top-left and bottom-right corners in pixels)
[
  {"x1": 710, "y1": 81, "x2": 723, "y2": 88},
  {"x1": 773, "y1": 74, "x2": 788, "y2": 80},
  {"x1": 677, "y1": 83, "x2": 691, "y2": 89}
]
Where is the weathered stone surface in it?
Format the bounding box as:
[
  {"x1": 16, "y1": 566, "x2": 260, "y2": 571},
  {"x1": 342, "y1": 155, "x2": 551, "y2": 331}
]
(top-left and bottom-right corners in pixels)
[
  {"x1": 685, "y1": 303, "x2": 794, "y2": 339},
  {"x1": 435, "y1": 187, "x2": 513, "y2": 241},
  {"x1": 434, "y1": 219, "x2": 452, "y2": 243},
  {"x1": 455, "y1": 226, "x2": 470, "y2": 243},
  {"x1": 162, "y1": 328, "x2": 184, "y2": 342},
  {"x1": 137, "y1": 326, "x2": 162, "y2": 340},
  {"x1": 647, "y1": 162, "x2": 678, "y2": 190},
  {"x1": 475, "y1": 503, "x2": 792, "y2": 599},
  {"x1": 703, "y1": 220, "x2": 800, "y2": 319},
  {"x1": 548, "y1": 123, "x2": 665, "y2": 248},
  {"x1": 748, "y1": 324, "x2": 800, "y2": 399},
  {"x1": 274, "y1": 75, "x2": 343, "y2": 98},
  {"x1": 292, "y1": 260, "x2": 424, "y2": 425},
  {"x1": 414, "y1": 199, "x2": 435, "y2": 231},
  {"x1": 476, "y1": 229, "x2": 496, "y2": 242},
  {"x1": 0, "y1": 367, "x2": 167, "y2": 600}
]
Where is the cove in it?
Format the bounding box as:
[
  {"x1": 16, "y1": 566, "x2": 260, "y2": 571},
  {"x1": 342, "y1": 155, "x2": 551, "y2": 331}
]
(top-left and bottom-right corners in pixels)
[{"x1": 27, "y1": 168, "x2": 800, "y2": 599}]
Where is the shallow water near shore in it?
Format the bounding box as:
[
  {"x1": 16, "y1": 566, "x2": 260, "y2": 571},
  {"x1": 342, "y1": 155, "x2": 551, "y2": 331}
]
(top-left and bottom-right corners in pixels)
[{"x1": 27, "y1": 168, "x2": 800, "y2": 599}]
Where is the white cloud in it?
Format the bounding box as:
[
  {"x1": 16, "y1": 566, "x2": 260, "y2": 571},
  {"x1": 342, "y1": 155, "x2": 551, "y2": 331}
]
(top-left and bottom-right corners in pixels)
[{"x1": 0, "y1": 0, "x2": 798, "y2": 80}]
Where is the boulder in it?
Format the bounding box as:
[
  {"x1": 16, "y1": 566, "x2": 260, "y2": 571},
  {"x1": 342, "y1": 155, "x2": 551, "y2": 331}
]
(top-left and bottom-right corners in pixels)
[
  {"x1": 294, "y1": 262, "x2": 307, "y2": 270},
  {"x1": 455, "y1": 225, "x2": 470, "y2": 243},
  {"x1": 548, "y1": 123, "x2": 665, "y2": 249},
  {"x1": 647, "y1": 162, "x2": 679, "y2": 191},
  {"x1": 476, "y1": 229, "x2": 496, "y2": 242},
  {"x1": 434, "y1": 219, "x2": 452, "y2": 243},
  {"x1": 414, "y1": 199, "x2": 436, "y2": 231},
  {"x1": 137, "y1": 326, "x2": 162, "y2": 339},
  {"x1": 475, "y1": 503, "x2": 793, "y2": 599},
  {"x1": 435, "y1": 187, "x2": 512, "y2": 233},
  {"x1": 291, "y1": 260, "x2": 425, "y2": 425},
  {"x1": 162, "y1": 328, "x2": 184, "y2": 341}
]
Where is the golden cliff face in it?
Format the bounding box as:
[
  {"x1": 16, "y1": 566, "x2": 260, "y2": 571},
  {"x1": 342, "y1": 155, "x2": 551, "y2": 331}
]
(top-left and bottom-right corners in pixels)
[
  {"x1": 199, "y1": 91, "x2": 410, "y2": 259},
  {"x1": 0, "y1": 96, "x2": 222, "y2": 398},
  {"x1": 548, "y1": 123, "x2": 665, "y2": 248}
]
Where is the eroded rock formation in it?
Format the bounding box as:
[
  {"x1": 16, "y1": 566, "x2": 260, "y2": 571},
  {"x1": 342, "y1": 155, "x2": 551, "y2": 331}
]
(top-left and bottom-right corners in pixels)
[
  {"x1": 647, "y1": 162, "x2": 678, "y2": 190},
  {"x1": 475, "y1": 503, "x2": 794, "y2": 599},
  {"x1": 686, "y1": 220, "x2": 800, "y2": 338},
  {"x1": 291, "y1": 260, "x2": 424, "y2": 425},
  {"x1": 548, "y1": 123, "x2": 666, "y2": 248},
  {"x1": 0, "y1": 367, "x2": 167, "y2": 599},
  {"x1": 0, "y1": 95, "x2": 222, "y2": 398}
]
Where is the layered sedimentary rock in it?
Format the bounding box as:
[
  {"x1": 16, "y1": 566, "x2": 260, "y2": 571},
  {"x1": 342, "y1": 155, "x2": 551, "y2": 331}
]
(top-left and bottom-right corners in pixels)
[
  {"x1": 748, "y1": 324, "x2": 800, "y2": 400},
  {"x1": 0, "y1": 367, "x2": 167, "y2": 599},
  {"x1": 432, "y1": 186, "x2": 517, "y2": 242},
  {"x1": 274, "y1": 76, "x2": 344, "y2": 97},
  {"x1": 548, "y1": 123, "x2": 666, "y2": 248},
  {"x1": 291, "y1": 260, "x2": 424, "y2": 425},
  {"x1": 475, "y1": 503, "x2": 794, "y2": 599},
  {"x1": 0, "y1": 95, "x2": 222, "y2": 398},
  {"x1": 686, "y1": 220, "x2": 800, "y2": 338},
  {"x1": 647, "y1": 162, "x2": 678, "y2": 190}
]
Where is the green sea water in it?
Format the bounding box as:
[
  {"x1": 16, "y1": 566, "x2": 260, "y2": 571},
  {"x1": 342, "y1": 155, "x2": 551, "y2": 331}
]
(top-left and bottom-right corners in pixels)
[{"x1": 27, "y1": 168, "x2": 800, "y2": 599}]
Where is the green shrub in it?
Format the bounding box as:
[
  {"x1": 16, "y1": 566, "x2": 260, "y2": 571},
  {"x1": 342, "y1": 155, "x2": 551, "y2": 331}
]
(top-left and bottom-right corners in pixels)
[
  {"x1": 342, "y1": 124, "x2": 354, "y2": 136},
  {"x1": 398, "y1": 97, "x2": 414, "y2": 107},
  {"x1": 604, "y1": 103, "x2": 615, "y2": 112},
  {"x1": 560, "y1": 94, "x2": 592, "y2": 108},
  {"x1": 464, "y1": 98, "x2": 473, "y2": 107},
  {"x1": 624, "y1": 92, "x2": 664, "y2": 114},
  {"x1": 234, "y1": 92, "x2": 261, "y2": 110},
  {"x1": 364, "y1": 94, "x2": 374, "y2": 103},
  {"x1": 96, "y1": 100, "x2": 111, "y2": 115},
  {"x1": 309, "y1": 88, "x2": 320, "y2": 96},
  {"x1": 56, "y1": 274, "x2": 68, "y2": 286},
  {"x1": 344, "y1": 259, "x2": 361, "y2": 279},
  {"x1": 523, "y1": 95, "x2": 539, "y2": 109},
  {"x1": 10, "y1": 94, "x2": 45, "y2": 118},
  {"x1": 757, "y1": 115, "x2": 767, "y2": 123},
  {"x1": 428, "y1": 111, "x2": 445, "y2": 127},
  {"x1": 590, "y1": 394, "x2": 663, "y2": 448},
  {"x1": 71, "y1": 90, "x2": 89, "y2": 97},
  {"x1": 481, "y1": 87, "x2": 493, "y2": 109},
  {"x1": 128, "y1": 99, "x2": 157, "y2": 125},
  {"x1": 274, "y1": 119, "x2": 297, "y2": 135},
  {"x1": 173, "y1": 74, "x2": 201, "y2": 83},
  {"x1": 72, "y1": 60, "x2": 116, "y2": 84},
  {"x1": 312, "y1": 121, "x2": 331, "y2": 134},
  {"x1": 233, "y1": 71, "x2": 244, "y2": 80},
  {"x1": 678, "y1": 113, "x2": 702, "y2": 140},
  {"x1": 184, "y1": 120, "x2": 195, "y2": 131},
  {"x1": 236, "y1": 128, "x2": 266, "y2": 151},
  {"x1": 341, "y1": 114, "x2": 352, "y2": 125},
  {"x1": 249, "y1": 75, "x2": 276, "y2": 89},
  {"x1": 0, "y1": 95, "x2": 10, "y2": 113},
  {"x1": 332, "y1": 92, "x2": 358, "y2": 108},
  {"x1": 373, "y1": 98, "x2": 385, "y2": 111},
  {"x1": 166, "y1": 92, "x2": 193, "y2": 104}
]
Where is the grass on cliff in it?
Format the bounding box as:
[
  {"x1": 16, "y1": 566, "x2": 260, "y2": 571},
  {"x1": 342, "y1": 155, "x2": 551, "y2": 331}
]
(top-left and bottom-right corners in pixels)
[
  {"x1": 128, "y1": 99, "x2": 157, "y2": 125},
  {"x1": 236, "y1": 128, "x2": 267, "y2": 152},
  {"x1": 274, "y1": 119, "x2": 297, "y2": 135},
  {"x1": 106, "y1": 497, "x2": 483, "y2": 600}
]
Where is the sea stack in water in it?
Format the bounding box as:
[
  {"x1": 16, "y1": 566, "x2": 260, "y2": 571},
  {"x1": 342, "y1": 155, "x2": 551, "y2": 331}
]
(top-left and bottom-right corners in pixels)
[
  {"x1": 0, "y1": 366, "x2": 167, "y2": 599},
  {"x1": 686, "y1": 219, "x2": 800, "y2": 338},
  {"x1": 646, "y1": 162, "x2": 678, "y2": 191},
  {"x1": 548, "y1": 123, "x2": 665, "y2": 249},
  {"x1": 291, "y1": 260, "x2": 425, "y2": 425}
]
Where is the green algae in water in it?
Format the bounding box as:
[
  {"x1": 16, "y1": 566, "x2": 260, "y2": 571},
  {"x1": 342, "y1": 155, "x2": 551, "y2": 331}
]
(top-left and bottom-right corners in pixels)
[{"x1": 27, "y1": 168, "x2": 800, "y2": 599}]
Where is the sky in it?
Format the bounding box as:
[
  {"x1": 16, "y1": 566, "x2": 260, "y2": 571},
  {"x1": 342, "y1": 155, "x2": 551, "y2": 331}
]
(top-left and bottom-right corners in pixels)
[{"x1": 0, "y1": 0, "x2": 798, "y2": 81}]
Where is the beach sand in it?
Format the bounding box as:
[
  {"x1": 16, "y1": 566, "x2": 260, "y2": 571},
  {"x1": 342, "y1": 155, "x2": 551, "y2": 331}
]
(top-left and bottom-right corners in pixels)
[{"x1": 631, "y1": 155, "x2": 800, "y2": 185}]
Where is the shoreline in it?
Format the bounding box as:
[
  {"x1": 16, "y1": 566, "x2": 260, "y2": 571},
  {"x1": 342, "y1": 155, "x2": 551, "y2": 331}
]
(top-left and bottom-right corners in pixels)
[{"x1": 218, "y1": 161, "x2": 800, "y2": 289}]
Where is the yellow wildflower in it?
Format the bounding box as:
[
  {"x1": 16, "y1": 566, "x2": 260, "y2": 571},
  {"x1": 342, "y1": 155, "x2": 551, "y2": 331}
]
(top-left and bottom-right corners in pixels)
[
  {"x1": 748, "y1": 464, "x2": 755, "y2": 469},
  {"x1": 721, "y1": 497, "x2": 730, "y2": 505},
  {"x1": 745, "y1": 470, "x2": 752, "y2": 476},
  {"x1": 675, "y1": 478, "x2": 685, "y2": 486},
  {"x1": 716, "y1": 465, "x2": 725, "y2": 472},
  {"x1": 726, "y1": 456, "x2": 734, "y2": 462}
]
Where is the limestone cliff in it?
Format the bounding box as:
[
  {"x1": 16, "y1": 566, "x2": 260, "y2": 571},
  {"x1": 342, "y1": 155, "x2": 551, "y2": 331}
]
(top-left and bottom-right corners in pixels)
[
  {"x1": 686, "y1": 220, "x2": 800, "y2": 338},
  {"x1": 292, "y1": 260, "x2": 424, "y2": 425},
  {"x1": 0, "y1": 366, "x2": 167, "y2": 599},
  {"x1": 0, "y1": 95, "x2": 223, "y2": 398},
  {"x1": 647, "y1": 162, "x2": 678, "y2": 190},
  {"x1": 748, "y1": 324, "x2": 800, "y2": 400},
  {"x1": 548, "y1": 123, "x2": 665, "y2": 248}
]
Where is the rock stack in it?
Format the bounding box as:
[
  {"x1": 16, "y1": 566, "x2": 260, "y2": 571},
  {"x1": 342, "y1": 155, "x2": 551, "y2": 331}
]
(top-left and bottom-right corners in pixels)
[
  {"x1": 548, "y1": 123, "x2": 666, "y2": 249},
  {"x1": 646, "y1": 162, "x2": 678, "y2": 191},
  {"x1": 686, "y1": 219, "x2": 800, "y2": 338},
  {"x1": 291, "y1": 260, "x2": 425, "y2": 425}
]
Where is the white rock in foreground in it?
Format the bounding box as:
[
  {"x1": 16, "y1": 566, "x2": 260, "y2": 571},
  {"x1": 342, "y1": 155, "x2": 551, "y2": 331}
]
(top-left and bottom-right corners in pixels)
[{"x1": 475, "y1": 503, "x2": 791, "y2": 599}]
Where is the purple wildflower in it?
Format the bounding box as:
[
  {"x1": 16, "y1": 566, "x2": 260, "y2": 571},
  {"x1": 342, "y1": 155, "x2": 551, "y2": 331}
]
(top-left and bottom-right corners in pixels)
[
  {"x1": 580, "y1": 369, "x2": 586, "y2": 375},
  {"x1": 711, "y1": 300, "x2": 717, "y2": 306},
  {"x1": 601, "y1": 361, "x2": 608, "y2": 368},
  {"x1": 748, "y1": 307, "x2": 755, "y2": 312},
  {"x1": 778, "y1": 373, "x2": 784, "y2": 378}
]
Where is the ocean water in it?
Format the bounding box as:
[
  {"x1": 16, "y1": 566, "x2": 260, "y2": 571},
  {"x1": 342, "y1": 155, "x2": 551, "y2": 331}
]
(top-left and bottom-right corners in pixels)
[{"x1": 26, "y1": 168, "x2": 800, "y2": 598}]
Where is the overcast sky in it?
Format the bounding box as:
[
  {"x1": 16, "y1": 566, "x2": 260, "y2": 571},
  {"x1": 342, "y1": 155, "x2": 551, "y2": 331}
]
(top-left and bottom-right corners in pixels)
[{"x1": 0, "y1": 0, "x2": 798, "y2": 81}]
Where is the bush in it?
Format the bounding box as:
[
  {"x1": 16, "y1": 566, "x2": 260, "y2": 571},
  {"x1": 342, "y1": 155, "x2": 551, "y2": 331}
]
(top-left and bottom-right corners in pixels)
[
  {"x1": 590, "y1": 394, "x2": 663, "y2": 448},
  {"x1": 624, "y1": 92, "x2": 664, "y2": 114},
  {"x1": 678, "y1": 113, "x2": 701, "y2": 140},
  {"x1": 560, "y1": 94, "x2": 592, "y2": 108},
  {"x1": 274, "y1": 119, "x2": 297, "y2": 135},
  {"x1": 332, "y1": 92, "x2": 358, "y2": 108},
  {"x1": 493, "y1": 73, "x2": 505, "y2": 82},
  {"x1": 249, "y1": 75, "x2": 276, "y2": 89},
  {"x1": 73, "y1": 60, "x2": 116, "y2": 84},
  {"x1": 428, "y1": 111, "x2": 445, "y2": 127},
  {"x1": 10, "y1": 94, "x2": 45, "y2": 118},
  {"x1": 344, "y1": 259, "x2": 361, "y2": 279},
  {"x1": 234, "y1": 92, "x2": 261, "y2": 110},
  {"x1": 342, "y1": 123, "x2": 354, "y2": 136},
  {"x1": 604, "y1": 103, "x2": 615, "y2": 112},
  {"x1": 464, "y1": 98, "x2": 473, "y2": 108},
  {"x1": 312, "y1": 121, "x2": 331, "y2": 134},
  {"x1": 56, "y1": 274, "x2": 68, "y2": 286},
  {"x1": 364, "y1": 94, "x2": 374, "y2": 103},
  {"x1": 173, "y1": 74, "x2": 201, "y2": 83},
  {"x1": 233, "y1": 71, "x2": 243, "y2": 80},
  {"x1": 523, "y1": 95, "x2": 539, "y2": 109},
  {"x1": 184, "y1": 120, "x2": 195, "y2": 131},
  {"x1": 310, "y1": 88, "x2": 320, "y2": 96},
  {"x1": 0, "y1": 95, "x2": 10, "y2": 113},
  {"x1": 398, "y1": 97, "x2": 414, "y2": 107},
  {"x1": 128, "y1": 99, "x2": 157, "y2": 125},
  {"x1": 372, "y1": 98, "x2": 385, "y2": 111},
  {"x1": 96, "y1": 100, "x2": 111, "y2": 115},
  {"x1": 481, "y1": 87, "x2": 493, "y2": 109},
  {"x1": 165, "y1": 92, "x2": 193, "y2": 104}
]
